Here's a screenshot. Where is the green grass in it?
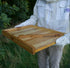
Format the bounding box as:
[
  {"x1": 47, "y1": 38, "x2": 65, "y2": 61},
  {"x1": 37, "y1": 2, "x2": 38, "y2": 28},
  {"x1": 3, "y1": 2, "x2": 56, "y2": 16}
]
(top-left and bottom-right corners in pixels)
[{"x1": 0, "y1": 29, "x2": 70, "y2": 68}]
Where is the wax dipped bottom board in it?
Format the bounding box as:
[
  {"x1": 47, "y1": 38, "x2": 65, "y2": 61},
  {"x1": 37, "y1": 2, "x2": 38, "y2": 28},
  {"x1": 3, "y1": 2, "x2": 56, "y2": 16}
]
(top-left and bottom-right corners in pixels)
[{"x1": 2, "y1": 25, "x2": 65, "y2": 55}]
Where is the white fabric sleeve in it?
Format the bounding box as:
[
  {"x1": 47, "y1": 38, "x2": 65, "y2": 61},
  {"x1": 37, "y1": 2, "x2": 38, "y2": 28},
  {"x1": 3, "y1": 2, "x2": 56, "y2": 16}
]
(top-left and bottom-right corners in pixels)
[{"x1": 15, "y1": 1, "x2": 38, "y2": 27}]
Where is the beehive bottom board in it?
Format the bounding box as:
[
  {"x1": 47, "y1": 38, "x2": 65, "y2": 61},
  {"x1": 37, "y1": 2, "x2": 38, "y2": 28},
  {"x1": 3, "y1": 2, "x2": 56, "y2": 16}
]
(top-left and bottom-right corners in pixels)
[{"x1": 2, "y1": 25, "x2": 65, "y2": 54}]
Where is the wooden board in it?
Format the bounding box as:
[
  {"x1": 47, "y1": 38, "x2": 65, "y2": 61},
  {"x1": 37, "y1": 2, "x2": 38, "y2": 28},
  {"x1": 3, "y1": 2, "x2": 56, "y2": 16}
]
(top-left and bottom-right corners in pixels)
[{"x1": 2, "y1": 25, "x2": 65, "y2": 55}]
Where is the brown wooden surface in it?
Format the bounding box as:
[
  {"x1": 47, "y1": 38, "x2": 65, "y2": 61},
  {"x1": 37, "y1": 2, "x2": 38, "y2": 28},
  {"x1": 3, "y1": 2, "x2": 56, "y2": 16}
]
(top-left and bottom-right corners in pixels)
[{"x1": 2, "y1": 25, "x2": 65, "y2": 54}]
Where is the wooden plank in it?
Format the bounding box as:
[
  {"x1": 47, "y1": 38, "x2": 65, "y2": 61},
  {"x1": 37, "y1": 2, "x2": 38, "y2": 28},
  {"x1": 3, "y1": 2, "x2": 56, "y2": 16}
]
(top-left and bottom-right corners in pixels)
[{"x1": 2, "y1": 25, "x2": 65, "y2": 55}]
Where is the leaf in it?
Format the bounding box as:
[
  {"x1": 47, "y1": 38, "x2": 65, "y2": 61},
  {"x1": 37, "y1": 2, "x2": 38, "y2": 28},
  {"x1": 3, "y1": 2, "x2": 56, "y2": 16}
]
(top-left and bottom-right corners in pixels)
[{"x1": 13, "y1": 5, "x2": 19, "y2": 11}]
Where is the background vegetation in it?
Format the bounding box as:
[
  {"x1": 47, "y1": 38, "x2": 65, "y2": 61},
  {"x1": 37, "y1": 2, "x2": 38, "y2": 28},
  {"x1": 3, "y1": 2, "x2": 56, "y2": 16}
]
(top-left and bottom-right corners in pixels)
[
  {"x1": 0, "y1": 0, "x2": 70, "y2": 68},
  {"x1": 0, "y1": 0, "x2": 36, "y2": 29}
]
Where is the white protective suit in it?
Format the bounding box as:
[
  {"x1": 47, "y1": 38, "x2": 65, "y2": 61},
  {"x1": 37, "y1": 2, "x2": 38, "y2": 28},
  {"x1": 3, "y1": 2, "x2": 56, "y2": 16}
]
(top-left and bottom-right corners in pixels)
[{"x1": 15, "y1": 0, "x2": 70, "y2": 68}]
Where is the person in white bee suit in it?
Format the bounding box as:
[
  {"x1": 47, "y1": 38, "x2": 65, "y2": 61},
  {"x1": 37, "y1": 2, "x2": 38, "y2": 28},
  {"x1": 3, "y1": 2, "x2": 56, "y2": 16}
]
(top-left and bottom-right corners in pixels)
[{"x1": 15, "y1": 0, "x2": 70, "y2": 68}]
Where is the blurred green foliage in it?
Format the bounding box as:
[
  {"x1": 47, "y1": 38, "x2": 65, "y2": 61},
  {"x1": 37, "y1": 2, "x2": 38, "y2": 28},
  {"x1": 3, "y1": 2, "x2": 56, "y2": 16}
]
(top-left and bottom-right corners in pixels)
[
  {"x1": 60, "y1": 45, "x2": 70, "y2": 68},
  {"x1": 0, "y1": 0, "x2": 36, "y2": 29},
  {"x1": 0, "y1": 13, "x2": 11, "y2": 28}
]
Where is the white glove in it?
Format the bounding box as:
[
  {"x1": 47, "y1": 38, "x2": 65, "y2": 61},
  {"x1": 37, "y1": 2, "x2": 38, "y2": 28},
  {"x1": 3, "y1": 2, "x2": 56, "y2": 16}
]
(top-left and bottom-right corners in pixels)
[{"x1": 56, "y1": 33, "x2": 70, "y2": 47}]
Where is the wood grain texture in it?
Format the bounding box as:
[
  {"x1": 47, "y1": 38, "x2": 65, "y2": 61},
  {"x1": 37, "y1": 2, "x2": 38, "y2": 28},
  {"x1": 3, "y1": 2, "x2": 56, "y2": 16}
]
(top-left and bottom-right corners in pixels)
[{"x1": 2, "y1": 25, "x2": 65, "y2": 55}]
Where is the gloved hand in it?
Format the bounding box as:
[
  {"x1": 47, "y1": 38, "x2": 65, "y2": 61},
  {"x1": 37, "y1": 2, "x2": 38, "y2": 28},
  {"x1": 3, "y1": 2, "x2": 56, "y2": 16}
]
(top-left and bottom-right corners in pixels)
[{"x1": 56, "y1": 33, "x2": 70, "y2": 47}]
